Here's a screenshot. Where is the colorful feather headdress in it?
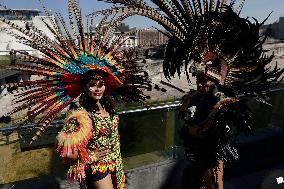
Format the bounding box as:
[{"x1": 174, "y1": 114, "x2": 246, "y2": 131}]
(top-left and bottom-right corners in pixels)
[
  {"x1": 94, "y1": 0, "x2": 284, "y2": 97},
  {"x1": 0, "y1": 0, "x2": 150, "y2": 141}
]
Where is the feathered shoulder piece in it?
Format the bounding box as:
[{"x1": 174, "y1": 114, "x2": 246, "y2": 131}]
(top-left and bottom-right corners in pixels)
[
  {"x1": 0, "y1": 0, "x2": 150, "y2": 142},
  {"x1": 57, "y1": 109, "x2": 91, "y2": 183},
  {"x1": 56, "y1": 109, "x2": 92, "y2": 162}
]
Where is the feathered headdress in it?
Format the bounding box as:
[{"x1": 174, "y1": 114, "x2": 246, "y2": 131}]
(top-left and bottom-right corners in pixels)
[
  {"x1": 93, "y1": 0, "x2": 284, "y2": 97},
  {"x1": 93, "y1": 0, "x2": 284, "y2": 164},
  {"x1": 0, "y1": 0, "x2": 150, "y2": 141}
]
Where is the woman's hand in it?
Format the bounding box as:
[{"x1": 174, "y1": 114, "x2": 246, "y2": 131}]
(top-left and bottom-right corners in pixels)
[
  {"x1": 88, "y1": 149, "x2": 109, "y2": 163},
  {"x1": 67, "y1": 148, "x2": 79, "y2": 159}
]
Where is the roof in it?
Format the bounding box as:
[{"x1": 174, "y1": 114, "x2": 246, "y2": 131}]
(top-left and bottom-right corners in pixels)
[{"x1": 0, "y1": 9, "x2": 41, "y2": 13}]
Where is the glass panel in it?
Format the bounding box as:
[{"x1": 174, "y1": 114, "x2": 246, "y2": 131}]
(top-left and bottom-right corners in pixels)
[
  {"x1": 119, "y1": 107, "x2": 176, "y2": 169},
  {"x1": 245, "y1": 88, "x2": 284, "y2": 130},
  {"x1": 1, "y1": 87, "x2": 284, "y2": 182}
]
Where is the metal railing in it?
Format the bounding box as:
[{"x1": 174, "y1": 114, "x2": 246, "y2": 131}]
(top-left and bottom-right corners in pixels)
[
  {"x1": 0, "y1": 100, "x2": 181, "y2": 133},
  {"x1": 1, "y1": 87, "x2": 284, "y2": 134}
]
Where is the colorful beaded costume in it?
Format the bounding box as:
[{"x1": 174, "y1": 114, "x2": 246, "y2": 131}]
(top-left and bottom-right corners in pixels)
[{"x1": 57, "y1": 109, "x2": 125, "y2": 189}]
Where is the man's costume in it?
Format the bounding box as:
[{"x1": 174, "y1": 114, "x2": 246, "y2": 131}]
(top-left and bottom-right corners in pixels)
[{"x1": 94, "y1": 0, "x2": 284, "y2": 188}]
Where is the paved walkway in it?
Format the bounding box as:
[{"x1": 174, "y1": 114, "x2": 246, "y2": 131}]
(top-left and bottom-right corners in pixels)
[
  {"x1": 1, "y1": 162, "x2": 284, "y2": 189},
  {"x1": 224, "y1": 163, "x2": 284, "y2": 189}
]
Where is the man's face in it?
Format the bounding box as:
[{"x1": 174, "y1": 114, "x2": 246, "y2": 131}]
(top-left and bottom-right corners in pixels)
[
  {"x1": 204, "y1": 80, "x2": 215, "y2": 93},
  {"x1": 191, "y1": 52, "x2": 228, "y2": 86}
]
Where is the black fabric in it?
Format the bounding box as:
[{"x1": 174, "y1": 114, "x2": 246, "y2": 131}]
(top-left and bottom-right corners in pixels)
[
  {"x1": 189, "y1": 92, "x2": 219, "y2": 126},
  {"x1": 85, "y1": 167, "x2": 109, "y2": 183}
]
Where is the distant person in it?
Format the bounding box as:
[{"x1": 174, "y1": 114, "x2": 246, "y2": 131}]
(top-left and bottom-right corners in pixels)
[
  {"x1": 144, "y1": 49, "x2": 149, "y2": 58},
  {"x1": 27, "y1": 107, "x2": 33, "y2": 123}
]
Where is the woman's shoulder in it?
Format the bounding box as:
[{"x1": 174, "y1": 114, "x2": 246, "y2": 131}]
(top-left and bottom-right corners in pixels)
[{"x1": 66, "y1": 107, "x2": 88, "y2": 119}]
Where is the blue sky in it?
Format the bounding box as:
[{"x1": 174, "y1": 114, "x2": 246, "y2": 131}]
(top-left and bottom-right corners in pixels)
[{"x1": 1, "y1": 0, "x2": 284, "y2": 28}]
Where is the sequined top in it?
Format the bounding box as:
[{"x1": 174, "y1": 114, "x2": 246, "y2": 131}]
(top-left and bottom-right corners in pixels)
[
  {"x1": 87, "y1": 114, "x2": 125, "y2": 188},
  {"x1": 87, "y1": 115, "x2": 120, "y2": 161}
]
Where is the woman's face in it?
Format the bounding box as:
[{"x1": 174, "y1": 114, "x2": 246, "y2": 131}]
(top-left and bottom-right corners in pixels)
[{"x1": 86, "y1": 79, "x2": 105, "y2": 100}]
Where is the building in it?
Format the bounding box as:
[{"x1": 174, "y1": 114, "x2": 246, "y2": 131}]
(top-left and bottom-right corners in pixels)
[
  {"x1": 121, "y1": 34, "x2": 138, "y2": 47},
  {"x1": 116, "y1": 22, "x2": 132, "y2": 33},
  {"x1": 261, "y1": 16, "x2": 284, "y2": 40},
  {"x1": 278, "y1": 17, "x2": 284, "y2": 39},
  {"x1": 91, "y1": 22, "x2": 169, "y2": 47},
  {"x1": 0, "y1": 9, "x2": 54, "y2": 94},
  {"x1": 113, "y1": 31, "x2": 138, "y2": 48},
  {"x1": 89, "y1": 22, "x2": 138, "y2": 47},
  {"x1": 116, "y1": 23, "x2": 168, "y2": 47},
  {"x1": 114, "y1": 23, "x2": 168, "y2": 47},
  {"x1": 115, "y1": 23, "x2": 138, "y2": 47},
  {"x1": 0, "y1": 9, "x2": 40, "y2": 20},
  {"x1": 137, "y1": 29, "x2": 168, "y2": 47}
]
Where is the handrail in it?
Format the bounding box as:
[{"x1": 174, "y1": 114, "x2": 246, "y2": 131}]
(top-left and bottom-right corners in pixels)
[
  {"x1": 0, "y1": 87, "x2": 284, "y2": 133},
  {"x1": 0, "y1": 100, "x2": 181, "y2": 133}
]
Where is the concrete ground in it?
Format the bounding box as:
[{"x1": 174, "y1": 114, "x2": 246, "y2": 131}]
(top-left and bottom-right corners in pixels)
[
  {"x1": 1, "y1": 127, "x2": 283, "y2": 189},
  {"x1": 0, "y1": 161, "x2": 283, "y2": 189}
]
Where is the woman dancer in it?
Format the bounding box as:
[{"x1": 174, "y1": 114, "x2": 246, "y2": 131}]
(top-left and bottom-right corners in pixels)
[
  {"x1": 57, "y1": 70, "x2": 125, "y2": 189},
  {"x1": 0, "y1": 0, "x2": 150, "y2": 188}
]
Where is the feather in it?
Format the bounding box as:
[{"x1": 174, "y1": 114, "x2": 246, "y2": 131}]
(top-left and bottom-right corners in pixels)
[{"x1": 235, "y1": 0, "x2": 246, "y2": 14}]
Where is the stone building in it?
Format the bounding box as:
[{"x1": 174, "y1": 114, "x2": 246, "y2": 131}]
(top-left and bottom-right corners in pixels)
[
  {"x1": 136, "y1": 29, "x2": 168, "y2": 47},
  {"x1": 114, "y1": 23, "x2": 168, "y2": 47},
  {"x1": 114, "y1": 23, "x2": 138, "y2": 47}
]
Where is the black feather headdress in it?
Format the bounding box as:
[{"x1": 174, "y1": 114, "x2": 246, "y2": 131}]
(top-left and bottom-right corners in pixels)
[{"x1": 93, "y1": 0, "x2": 283, "y2": 97}]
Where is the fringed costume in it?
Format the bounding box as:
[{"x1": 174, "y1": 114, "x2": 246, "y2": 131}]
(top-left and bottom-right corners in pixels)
[
  {"x1": 0, "y1": 0, "x2": 150, "y2": 188},
  {"x1": 93, "y1": 0, "x2": 284, "y2": 188}
]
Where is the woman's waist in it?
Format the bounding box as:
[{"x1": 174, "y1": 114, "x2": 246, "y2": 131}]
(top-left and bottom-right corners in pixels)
[
  {"x1": 88, "y1": 158, "x2": 122, "y2": 173},
  {"x1": 88, "y1": 161, "x2": 116, "y2": 173},
  {"x1": 87, "y1": 138, "x2": 120, "y2": 149},
  {"x1": 87, "y1": 145, "x2": 121, "y2": 161}
]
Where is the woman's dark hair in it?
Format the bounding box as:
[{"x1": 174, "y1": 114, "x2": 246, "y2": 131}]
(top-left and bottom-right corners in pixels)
[
  {"x1": 68, "y1": 102, "x2": 78, "y2": 111},
  {"x1": 79, "y1": 94, "x2": 116, "y2": 117}
]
